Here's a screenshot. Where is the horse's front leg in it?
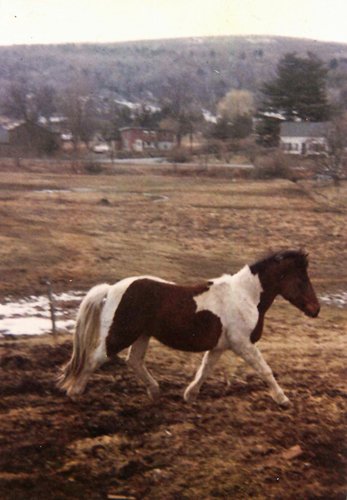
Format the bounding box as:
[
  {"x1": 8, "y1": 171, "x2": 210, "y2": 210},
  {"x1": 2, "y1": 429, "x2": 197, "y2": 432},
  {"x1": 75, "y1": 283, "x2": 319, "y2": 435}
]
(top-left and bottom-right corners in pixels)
[
  {"x1": 232, "y1": 342, "x2": 290, "y2": 407},
  {"x1": 184, "y1": 349, "x2": 224, "y2": 403}
]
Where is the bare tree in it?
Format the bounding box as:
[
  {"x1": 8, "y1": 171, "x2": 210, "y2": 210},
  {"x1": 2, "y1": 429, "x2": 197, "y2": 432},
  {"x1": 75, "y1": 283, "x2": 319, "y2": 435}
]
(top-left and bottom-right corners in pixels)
[
  {"x1": 35, "y1": 85, "x2": 57, "y2": 121},
  {"x1": 160, "y1": 73, "x2": 202, "y2": 147},
  {"x1": 3, "y1": 80, "x2": 57, "y2": 125},
  {"x1": 60, "y1": 83, "x2": 98, "y2": 154},
  {"x1": 3, "y1": 79, "x2": 36, "y2": 121},
  {"x1": 319, "y1": 114, "x2": 347, "y2": 185}
]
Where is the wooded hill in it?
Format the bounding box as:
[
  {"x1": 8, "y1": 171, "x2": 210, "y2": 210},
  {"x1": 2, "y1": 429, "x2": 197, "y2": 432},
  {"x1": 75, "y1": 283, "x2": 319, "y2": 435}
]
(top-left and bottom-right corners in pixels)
[{"x1": 1, "y1": 35, "x2": 347, "y2": 111}]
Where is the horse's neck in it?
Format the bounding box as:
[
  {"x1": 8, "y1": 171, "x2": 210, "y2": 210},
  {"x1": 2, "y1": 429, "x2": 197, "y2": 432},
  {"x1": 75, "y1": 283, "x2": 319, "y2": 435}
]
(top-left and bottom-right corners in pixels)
[{"x1": 216, "y1": 266, "x2": 277, "y2": 311}]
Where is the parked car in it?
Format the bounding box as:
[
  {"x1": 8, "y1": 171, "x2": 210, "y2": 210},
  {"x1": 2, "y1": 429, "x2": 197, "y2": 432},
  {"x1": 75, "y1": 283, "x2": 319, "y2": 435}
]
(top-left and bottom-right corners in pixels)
[{"x1": 93, "y1": 143, "x2": 110, "y2": 153}]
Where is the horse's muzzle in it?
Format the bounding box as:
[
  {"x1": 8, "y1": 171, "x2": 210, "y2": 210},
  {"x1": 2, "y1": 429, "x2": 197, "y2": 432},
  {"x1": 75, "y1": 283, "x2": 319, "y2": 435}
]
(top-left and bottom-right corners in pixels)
[{"x1": 305, "y1": 304, "x2": 320, "y2": 318}]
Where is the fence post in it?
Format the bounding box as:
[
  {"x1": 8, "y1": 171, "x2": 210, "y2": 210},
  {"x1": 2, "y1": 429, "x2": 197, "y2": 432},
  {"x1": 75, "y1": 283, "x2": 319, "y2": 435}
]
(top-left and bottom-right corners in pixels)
[{"x1": 44, "y1": 279, "x2": 57, "y2": 335}]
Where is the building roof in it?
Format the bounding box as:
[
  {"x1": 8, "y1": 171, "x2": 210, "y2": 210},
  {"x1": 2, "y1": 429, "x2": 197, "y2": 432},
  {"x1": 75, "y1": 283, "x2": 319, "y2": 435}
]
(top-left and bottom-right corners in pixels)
[
  {"x1": 0, "y1": 120, "x2": 24, "y2": 143},
  {"x1": 0, "y1": 120, "x2": 60, "y2": 146},
  {"x1": 280, "y1": 121, "x2": 330, "y2": 138}
]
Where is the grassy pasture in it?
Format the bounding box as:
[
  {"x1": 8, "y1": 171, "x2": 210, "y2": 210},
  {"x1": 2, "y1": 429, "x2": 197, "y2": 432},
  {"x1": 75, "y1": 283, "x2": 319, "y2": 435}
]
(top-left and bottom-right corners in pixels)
[
  {"x1": 0, "y1": 170, "x2": 345, "y2": 297},
  {"x1": 0, "y1": 168, "x2": 346, "y2": 499}
]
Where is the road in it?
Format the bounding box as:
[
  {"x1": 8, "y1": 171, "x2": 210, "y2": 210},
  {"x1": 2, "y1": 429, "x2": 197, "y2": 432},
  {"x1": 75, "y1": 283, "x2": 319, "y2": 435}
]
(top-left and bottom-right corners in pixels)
[{"x1": 92, "y1": 155, "x2": 254, "y2": 169}]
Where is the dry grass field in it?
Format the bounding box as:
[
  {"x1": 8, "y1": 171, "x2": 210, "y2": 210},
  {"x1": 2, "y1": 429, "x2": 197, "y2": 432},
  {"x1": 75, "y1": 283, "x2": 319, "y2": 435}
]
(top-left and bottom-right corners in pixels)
[{"x1": 0, "y1": 164, "x2": 346, "y2": 499}]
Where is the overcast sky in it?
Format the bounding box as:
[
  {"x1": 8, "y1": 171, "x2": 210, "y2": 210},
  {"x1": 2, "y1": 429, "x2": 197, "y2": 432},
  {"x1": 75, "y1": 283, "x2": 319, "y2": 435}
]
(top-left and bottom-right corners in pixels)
[{"x1": 1, "y1": 0, "x2": 347, "y2": 46}]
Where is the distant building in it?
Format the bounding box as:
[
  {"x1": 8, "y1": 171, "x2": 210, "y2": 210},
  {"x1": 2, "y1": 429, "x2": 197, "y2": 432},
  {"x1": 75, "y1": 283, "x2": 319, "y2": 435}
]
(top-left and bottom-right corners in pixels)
[
  {"x1": 38, "y1": 115, "x2": 68, "y2": 134},
  {"x1": 280, "y1": 122, "x2": 330, "y2": 155},
  {"x1": 120, "y1": 127, "x2": 175, "y2": 152},
  {"x1": 0, "y1": 124, "x2": 9, "y2": 145},
  {"x1": 0, "y1": 120, "x2": 60, "y2": 156}
]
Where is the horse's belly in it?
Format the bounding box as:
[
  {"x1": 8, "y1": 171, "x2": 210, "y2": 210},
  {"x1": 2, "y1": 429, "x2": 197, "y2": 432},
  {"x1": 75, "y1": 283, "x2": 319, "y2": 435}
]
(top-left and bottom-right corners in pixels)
[{"x1": 154, "y1": 309, "x2": 223, "y2": 352}]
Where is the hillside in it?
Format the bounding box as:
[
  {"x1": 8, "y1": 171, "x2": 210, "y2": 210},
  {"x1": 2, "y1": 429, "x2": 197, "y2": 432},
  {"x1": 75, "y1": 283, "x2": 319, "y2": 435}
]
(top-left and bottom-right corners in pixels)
[{"x1": 1, "y1": 35, "x2": 347, "y2": 111}]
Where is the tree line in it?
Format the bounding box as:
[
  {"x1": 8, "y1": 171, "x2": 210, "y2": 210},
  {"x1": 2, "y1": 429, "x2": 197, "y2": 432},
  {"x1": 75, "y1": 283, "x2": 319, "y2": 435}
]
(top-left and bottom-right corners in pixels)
[{"x1": 1, "y1": 51, "x2": 347, "y2": 154}]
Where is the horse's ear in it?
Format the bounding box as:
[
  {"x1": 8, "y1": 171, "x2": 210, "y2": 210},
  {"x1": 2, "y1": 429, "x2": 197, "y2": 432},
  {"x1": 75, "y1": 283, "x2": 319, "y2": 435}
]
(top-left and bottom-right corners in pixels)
[
  {"x1": 299, "y1": 248, "x2": 309, "y2": 258},
  {"x1": 304, "y1": 252, "x2": 309, "y2": 266}
]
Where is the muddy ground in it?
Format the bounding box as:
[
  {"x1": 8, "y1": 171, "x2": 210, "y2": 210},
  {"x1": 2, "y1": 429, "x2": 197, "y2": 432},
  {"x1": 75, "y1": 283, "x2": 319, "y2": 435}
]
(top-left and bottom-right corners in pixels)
[{"x1": 0, "y1": 164, "x2": 346, "y2": 499}]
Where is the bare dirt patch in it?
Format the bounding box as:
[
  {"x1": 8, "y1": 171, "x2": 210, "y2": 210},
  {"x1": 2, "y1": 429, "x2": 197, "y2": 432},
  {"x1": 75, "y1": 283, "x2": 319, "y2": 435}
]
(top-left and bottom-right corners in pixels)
[
  {"x1": 0, "y1": 305, "x2": 346, "y2": 499},
  {"x1": 0, "y1": 166, "x2": 346, "y2": 499}
]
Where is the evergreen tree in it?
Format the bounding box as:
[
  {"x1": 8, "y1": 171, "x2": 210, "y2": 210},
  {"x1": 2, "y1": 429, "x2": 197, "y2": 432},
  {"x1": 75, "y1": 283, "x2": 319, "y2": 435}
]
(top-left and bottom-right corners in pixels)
[
  {"x1": 262, "y1": 53, "x2": 330, "y2": 122},
  {"x1": 255, "y1": 117, "x2": 280, "y2": 147}
]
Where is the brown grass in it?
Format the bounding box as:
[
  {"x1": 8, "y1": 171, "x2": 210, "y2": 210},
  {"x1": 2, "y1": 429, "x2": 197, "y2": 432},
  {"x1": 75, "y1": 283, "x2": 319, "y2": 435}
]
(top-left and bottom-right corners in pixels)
[
  {"x1": 0, "y1": 165, "x2": 346, "y2": 499},
  {"x1": 0, "y1": 170, "x2": 346, "y2": 299}
]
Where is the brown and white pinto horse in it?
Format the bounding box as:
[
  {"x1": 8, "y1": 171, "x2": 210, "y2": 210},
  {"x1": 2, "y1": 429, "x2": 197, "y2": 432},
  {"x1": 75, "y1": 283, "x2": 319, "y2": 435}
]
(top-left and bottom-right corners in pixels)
[{"x1": 58, "y1": 249, "x2": 320, "y2": 406}]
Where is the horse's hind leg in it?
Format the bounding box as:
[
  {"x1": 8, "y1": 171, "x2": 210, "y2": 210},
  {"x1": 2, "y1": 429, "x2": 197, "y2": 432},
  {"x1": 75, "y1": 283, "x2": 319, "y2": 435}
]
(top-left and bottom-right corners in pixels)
[
  {"x1": 126, "y1": 335, "x2": 160, "y2": 401},
  {"x1": 184, "y1": 348, "x2": 224, "y2": 403}
]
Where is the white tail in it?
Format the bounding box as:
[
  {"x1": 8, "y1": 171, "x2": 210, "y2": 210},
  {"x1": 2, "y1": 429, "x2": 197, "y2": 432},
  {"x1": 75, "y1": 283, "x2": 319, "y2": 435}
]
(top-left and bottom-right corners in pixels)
[{"x1": 57, "y1": 283, "x2": 110, "y2": 397}]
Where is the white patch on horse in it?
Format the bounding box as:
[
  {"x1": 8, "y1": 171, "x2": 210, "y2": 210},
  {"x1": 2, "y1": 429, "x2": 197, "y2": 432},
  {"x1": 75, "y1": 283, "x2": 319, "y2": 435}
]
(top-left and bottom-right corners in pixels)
[
  {"x1": 185, "y1": 266, "x2": 267, "y2": 403},
  {"x1": 194, "y1": 266, "x2": 263, "y2": 348}
]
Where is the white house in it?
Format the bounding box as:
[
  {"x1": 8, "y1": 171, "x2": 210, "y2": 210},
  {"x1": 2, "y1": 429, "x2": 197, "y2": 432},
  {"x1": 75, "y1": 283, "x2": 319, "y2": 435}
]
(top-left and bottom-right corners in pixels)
[{"x1": 280, "y1": 122, "x2": 330, "y2": 155}]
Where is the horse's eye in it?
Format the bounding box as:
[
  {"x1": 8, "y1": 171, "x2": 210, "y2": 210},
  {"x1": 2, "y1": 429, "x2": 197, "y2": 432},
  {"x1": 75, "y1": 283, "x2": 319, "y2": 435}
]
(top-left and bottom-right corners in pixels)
[{"x1": 298, "y1": 281, "x2": 306, "y2": 291}]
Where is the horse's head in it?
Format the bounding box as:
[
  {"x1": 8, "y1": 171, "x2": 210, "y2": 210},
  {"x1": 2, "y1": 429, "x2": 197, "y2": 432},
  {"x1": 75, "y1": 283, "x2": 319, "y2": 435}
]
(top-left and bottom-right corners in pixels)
[{"x1": 275, "y1": 251, "x2": 320, "y2": 318}]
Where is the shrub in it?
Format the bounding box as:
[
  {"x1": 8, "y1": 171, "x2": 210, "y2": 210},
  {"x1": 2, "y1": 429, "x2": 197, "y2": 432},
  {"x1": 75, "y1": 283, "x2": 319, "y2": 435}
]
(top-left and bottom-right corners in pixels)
[
  {"x1": 167, "y1": 147, "x2": 192, "y2": 163},
  {"x1": 238, "y1": 138, "x2": 261, "y2": 163},
  {"x1": 84, "y1": 162, "x2": 103, "y2": 175},
  {"x1": 252, "y1": 151, "x2": 293, "y2": 179}
]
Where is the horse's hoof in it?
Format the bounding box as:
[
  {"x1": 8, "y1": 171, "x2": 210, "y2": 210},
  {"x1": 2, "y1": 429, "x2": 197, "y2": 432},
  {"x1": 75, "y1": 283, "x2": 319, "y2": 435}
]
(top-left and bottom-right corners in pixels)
[
  {"x1": 278, "y1": 396, "x2": 292, "y2": 408},
  {"x1": 67, "y1": 392, "x2": 83, "y2": 402},
  {"x1": 270, "y1": 390, "x2": 291, "y2": 408},
  {"x1": 147, "y1": 386, "x2": 160, "y2": 401},
  {"x1": 67, "y1": 388, "x2": 84, "y2": 400},
  {"x1": 183, "y1": 389, "x2": 198, "y2": 403}
]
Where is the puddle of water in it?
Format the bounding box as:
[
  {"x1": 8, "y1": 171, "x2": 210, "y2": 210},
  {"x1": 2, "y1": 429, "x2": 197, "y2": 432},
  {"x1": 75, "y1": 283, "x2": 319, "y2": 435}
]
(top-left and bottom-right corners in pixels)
[
  {"x1": 319, "y1": 291, "x2": 347, "y2": 309},
  {"x1": 35, "y1": 188, "x2": 94, "y2": 194},
  {"x1": 0, "y1": 291, "x2": 84, "y2": 336},
  {"x1": 143, "y1": 192, "x2": 169, "y2": 203},
  {"x1": 36, "y1": 189, "x2": 71, "y2": 194}
]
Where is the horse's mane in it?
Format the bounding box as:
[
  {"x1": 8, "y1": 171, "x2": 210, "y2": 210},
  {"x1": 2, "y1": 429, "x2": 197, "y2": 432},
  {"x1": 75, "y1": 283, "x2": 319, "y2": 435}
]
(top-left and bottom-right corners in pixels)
[{"x1": 250, "y1": 249, "x2": 309, "y2": 275}]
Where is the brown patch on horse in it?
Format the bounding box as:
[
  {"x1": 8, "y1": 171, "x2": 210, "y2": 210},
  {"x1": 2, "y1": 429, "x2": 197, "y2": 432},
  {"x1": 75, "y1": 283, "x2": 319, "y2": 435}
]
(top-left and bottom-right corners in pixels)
[
  {"x1": 106, "y1": 279, "x2": 223, "y2": 356},
  {"x1": 250, "y1": 313, "x2": 264, "y2": 344},
  {"x1": 250, "y1": 291, "x2": 275, "y2": 343}
]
